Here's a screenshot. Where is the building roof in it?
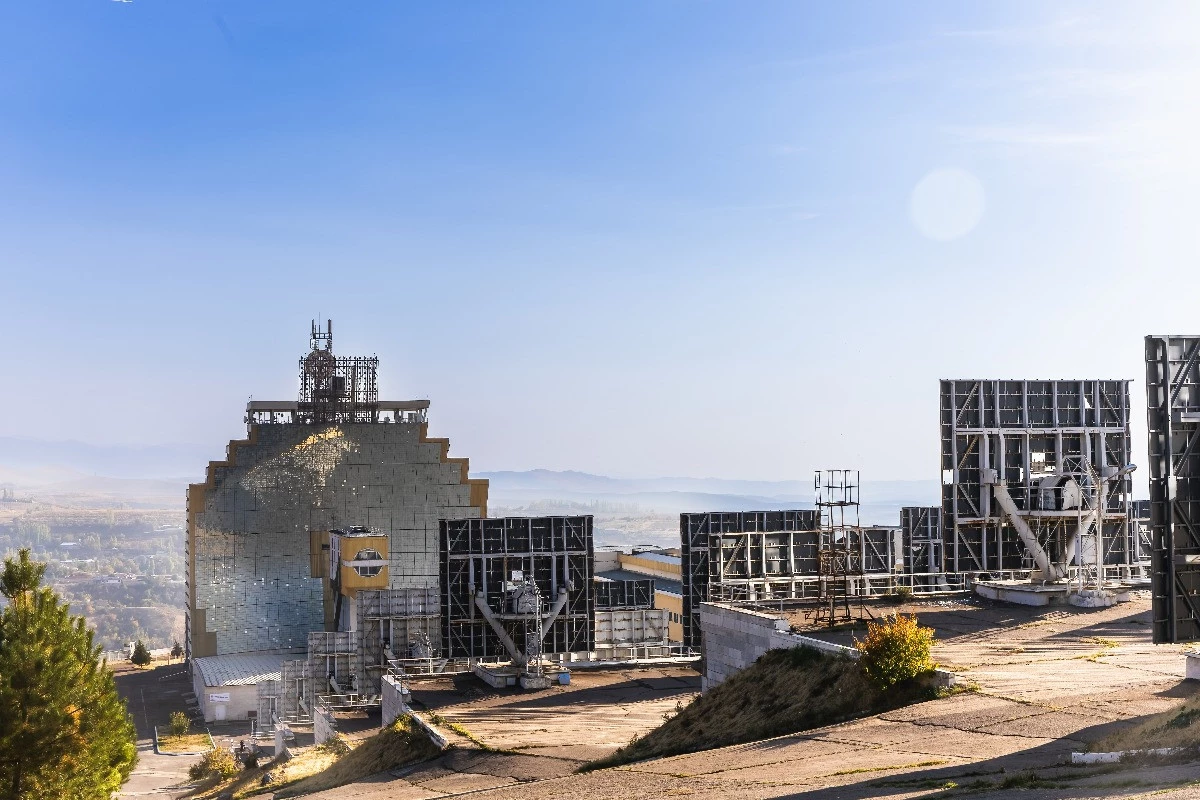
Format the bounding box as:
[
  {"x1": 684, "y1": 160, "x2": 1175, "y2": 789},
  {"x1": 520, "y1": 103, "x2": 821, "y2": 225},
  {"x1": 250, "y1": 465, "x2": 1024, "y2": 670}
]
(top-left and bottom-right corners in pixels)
[
  {"x1": 597, "y1": 568, "x2": 682, "y2": 597},
  {"x1": 624, "y1": 551, "x2": 681, "y2": 568},
  {"x1": 193, "y1": 652, "x2": 293, "y2": 687}
]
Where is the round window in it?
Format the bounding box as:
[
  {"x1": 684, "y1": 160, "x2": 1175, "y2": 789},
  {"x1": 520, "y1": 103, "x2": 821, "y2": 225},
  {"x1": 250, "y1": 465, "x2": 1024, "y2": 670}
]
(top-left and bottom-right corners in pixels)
[{"x1": 351, "y1": 548, "x2": 383, "y2": 578}]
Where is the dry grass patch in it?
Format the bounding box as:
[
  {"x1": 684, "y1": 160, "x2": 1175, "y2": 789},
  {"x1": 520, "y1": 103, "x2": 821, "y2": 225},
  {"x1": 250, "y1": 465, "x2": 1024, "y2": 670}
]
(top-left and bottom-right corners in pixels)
[
  {"x1": 275, "y1": 716, "x2": 441, "y2": 797},
  {"x1": 182, "y1": 716, "x2": 440, "y2": 799},
  {"x1": 583, "y1": 645, "x2": 944, "y2": 771},
  {"x1": 157, "y1": 732, "x2": 212, "y2": 754},
  {"x1": 1095, "y1": 686, "x2": 1200, "y2": 754}
]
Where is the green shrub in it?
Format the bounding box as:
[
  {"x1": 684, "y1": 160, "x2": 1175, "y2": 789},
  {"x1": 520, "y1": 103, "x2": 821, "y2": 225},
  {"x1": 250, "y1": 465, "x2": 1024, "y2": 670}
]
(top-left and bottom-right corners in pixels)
[
  {"x1": 187, "y1": 746, "x2": 239, "y2": 781},
  {"x1": 854, "y1": 613, "x2": 934, "y2": 689},
  {"x1": 168, "y1": 711, "x2": 190, "y2": 738},
  {"x1": 891, "y1": 585, "x2": 913, "y2": 604}
]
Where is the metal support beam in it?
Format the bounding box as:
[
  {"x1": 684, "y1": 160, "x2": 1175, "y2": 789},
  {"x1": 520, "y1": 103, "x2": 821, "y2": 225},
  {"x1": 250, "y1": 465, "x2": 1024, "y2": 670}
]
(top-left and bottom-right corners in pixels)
[
  {"x1": 473, "y1": 593, "x2": 524, "y2": 666},
  {"x1": 989, "y1": 478, "x2": 1064, "y2": 580}
]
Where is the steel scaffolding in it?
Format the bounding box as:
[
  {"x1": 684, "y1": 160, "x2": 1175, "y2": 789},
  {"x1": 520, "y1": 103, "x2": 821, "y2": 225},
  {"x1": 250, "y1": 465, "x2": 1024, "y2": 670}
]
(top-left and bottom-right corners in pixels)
[
  {"x1": 440, "y1": 516, "x2": 595, "y2": 660},
  {"x1": 940, "y1": 379, "x2": 1138, "y2": 575}
]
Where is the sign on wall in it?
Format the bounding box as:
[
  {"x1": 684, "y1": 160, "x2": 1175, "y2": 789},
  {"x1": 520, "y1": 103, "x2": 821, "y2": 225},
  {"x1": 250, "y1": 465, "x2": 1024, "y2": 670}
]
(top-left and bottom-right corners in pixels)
[{"x1": 208, "y1": 692, "x2": 231, "y2": 703}]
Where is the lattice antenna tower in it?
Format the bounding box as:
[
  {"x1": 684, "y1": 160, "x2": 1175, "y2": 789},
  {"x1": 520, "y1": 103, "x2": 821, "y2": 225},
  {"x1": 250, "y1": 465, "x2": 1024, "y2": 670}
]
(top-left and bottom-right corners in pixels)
[
  {"x1": 521, "y1": 577, "x2": 545, "y2": 678},
  {"x1": 297, "y1": 319, "x2": 380, "y2": 424},
  {"x1": 311, "y1": 319, "x2": 333, "y2": 352},
  {"x1": 815, "y1": 469, "x2": 860, "y2": 539},
  {"x1": 813, "y1": 469, "x2": 865, "y2": 627}
]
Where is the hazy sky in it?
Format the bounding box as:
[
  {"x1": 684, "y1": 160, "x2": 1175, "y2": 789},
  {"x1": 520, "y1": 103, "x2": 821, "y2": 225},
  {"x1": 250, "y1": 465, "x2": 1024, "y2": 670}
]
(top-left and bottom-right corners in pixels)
[{"x1": 4, "y1": 2, "x2": 1200, "y2": 488}]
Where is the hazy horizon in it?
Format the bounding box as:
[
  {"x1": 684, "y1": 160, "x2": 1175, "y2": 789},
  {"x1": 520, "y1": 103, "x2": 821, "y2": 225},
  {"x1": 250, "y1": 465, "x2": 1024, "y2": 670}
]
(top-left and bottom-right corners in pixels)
[{"x1": 0, "y1": 433, "x2": 935, "y2": 488}]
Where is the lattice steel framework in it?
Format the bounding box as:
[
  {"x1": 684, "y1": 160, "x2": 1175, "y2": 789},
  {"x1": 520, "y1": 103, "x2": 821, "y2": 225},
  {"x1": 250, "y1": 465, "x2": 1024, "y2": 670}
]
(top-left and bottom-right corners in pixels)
[
  {"x1": 297, "y1": 320, "x2": 380, "y2": 424},
  {"x1": 940, "y1": 379, "x2": 1135, "y2": 574},
  {"x1": 356, "y1": 588, "x2": 440, "y2": 694},
  {"x1": 679, "y1": 510, "x2": 819, "y2": 649},
  {"x1": 901, "y1": 506, "x2": 944, "y2": 582},
  {"x1": 594, "y1": 579, "x2": 656, "y2": 610},
  {"x1": 1146, "y1": 336, "x2": 1200, "y2": 643},
  {"x1": 858, "y1": 528, "x2": 898, "y2": 573},
  {"x1": 440, "y1": 516, "x2": 594, "y2": 659},
  {"x1": 814, "y1": 469, "x2": 870, "y2": 627}
]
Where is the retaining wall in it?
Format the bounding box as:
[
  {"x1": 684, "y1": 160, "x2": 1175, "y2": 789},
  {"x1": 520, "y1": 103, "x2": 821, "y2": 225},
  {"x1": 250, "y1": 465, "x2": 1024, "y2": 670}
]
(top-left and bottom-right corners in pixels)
[
  {"x1": 699, "y1": 602, "x2": 858, "y2": 689},
  {"x1": 699, "y1": 602, "x2": 955, "y2": 691},
  {"x1": 381, "y1": 674, "x2": 407, "y2": 727},
  {"x1": 313, "y1": 706, "x2": 337, "y2": 745}
]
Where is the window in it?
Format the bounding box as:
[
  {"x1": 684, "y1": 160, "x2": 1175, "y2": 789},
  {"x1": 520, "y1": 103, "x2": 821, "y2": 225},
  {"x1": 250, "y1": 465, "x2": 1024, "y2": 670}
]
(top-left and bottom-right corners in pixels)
[{"x1": 350, "y1": 548, "x2": 384, "y2": 578}]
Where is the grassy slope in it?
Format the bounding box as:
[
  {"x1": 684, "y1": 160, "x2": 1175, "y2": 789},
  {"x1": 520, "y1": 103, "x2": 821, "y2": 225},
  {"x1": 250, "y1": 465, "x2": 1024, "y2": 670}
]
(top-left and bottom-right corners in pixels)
[
  {"x1": 585, "y1": 646, "x2": 942, "y2": 771},
  {"x1": 1096, "y1": 687, "x2": 1200, "y2": 753}
]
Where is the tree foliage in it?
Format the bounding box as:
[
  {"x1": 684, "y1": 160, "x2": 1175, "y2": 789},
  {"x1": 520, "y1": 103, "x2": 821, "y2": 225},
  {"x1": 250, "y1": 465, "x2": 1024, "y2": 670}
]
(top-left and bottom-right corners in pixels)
[
  {"x1": 130, "y1": 639, "x2": 151, "y2": 667},
  {"x1": 168, "y1": 711, "x2": 190, "y2": 738},
  {"x1": 0, "y1": 549, "x2": 138, "y2": 799},
  {"x1": 854, "y1": 613, "x2": 935, "y2": 689}
]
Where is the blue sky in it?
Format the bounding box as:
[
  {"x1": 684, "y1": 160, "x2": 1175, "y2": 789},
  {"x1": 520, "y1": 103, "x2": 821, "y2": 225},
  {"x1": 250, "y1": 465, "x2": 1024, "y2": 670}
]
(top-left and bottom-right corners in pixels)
[{"x1": 4, "y1": 2, "x2": 1199, "y2": 487}]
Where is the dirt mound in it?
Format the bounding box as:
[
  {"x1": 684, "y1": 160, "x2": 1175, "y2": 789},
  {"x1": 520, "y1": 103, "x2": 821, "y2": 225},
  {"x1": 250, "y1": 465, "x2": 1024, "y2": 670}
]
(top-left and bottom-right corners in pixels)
[{"x1": 585, "y1": 645, "x2": 942, "y2": 771}]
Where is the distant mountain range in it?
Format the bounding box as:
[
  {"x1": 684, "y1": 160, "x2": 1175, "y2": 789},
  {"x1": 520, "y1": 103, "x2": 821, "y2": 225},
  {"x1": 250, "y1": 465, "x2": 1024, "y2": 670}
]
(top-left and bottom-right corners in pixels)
[
  {"x1": 478, "y1": 469, "x2": 937, "y2": 524},
  {"x1": 0, "y1": 437, "x2": 939, "y2": 523}
]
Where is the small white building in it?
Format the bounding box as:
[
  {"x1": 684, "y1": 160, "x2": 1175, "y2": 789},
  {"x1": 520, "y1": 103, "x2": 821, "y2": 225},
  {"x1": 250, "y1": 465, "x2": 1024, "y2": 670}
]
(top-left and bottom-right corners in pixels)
[{"x1": 192, "y1": 652, "x2": 291, "y2": 723}]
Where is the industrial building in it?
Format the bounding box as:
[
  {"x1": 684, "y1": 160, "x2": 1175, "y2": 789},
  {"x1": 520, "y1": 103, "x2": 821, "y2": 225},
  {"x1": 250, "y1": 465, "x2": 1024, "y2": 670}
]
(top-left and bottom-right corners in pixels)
[
  {"x1": 595, "y1": 548, "x2": 684, "y2": 641},
  {"x1": 680, "y1": 380, "x2": 1155, "y2": 653},
  {"x1": 186, "y1": 323, "x2": 1185, "y2": 727},
  {"x1": 186, "y1": 321, "x2": 488, "y2": 658},
  {"x1": 187, "y1": 323, "x2": 678, "y2": 725}
]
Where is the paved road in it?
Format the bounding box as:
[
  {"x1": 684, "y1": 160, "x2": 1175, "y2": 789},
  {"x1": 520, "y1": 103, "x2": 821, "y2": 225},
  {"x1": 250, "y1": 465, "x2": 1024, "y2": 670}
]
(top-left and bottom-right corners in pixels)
[{"x1": 115, "y1": 663, "x2": 205, "y2": 798}]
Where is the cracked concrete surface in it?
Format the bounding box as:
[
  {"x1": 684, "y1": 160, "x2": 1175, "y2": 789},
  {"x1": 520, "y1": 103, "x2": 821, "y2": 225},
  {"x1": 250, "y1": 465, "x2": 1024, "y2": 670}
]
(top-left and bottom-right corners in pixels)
[{"x1": 299, "y1": 596, "x2": 1200, "y2": 799}]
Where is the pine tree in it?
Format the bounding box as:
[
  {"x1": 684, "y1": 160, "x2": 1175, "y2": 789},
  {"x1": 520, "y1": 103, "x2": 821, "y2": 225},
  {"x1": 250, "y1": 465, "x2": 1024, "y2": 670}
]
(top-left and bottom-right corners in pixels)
[
  {"x1": 130, "y1": 639, "x2": 151, "y2": 667},
  {"x1": 0, "y1": 549, "x2": 138, "y2": 799}
]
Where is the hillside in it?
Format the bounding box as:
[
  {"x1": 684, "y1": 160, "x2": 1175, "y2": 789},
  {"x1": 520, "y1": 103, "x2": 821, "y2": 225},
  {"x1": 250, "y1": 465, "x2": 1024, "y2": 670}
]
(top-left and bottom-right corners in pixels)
[{"x1": 585, "y1": 646, "x2": 943, "y2": 771}]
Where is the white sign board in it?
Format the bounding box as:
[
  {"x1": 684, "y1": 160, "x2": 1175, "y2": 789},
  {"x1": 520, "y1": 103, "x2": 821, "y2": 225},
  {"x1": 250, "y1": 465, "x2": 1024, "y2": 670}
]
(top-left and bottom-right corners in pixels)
[{"x1": 208, "y1": 692, "x2": 231, "y2": 703}]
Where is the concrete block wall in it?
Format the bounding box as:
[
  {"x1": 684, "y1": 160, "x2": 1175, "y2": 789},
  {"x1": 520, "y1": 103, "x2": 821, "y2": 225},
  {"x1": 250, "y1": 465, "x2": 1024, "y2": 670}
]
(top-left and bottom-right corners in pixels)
[
  {"x1": 190, "y1": 419, "x2": 484, "y2": 657},
  {"x1": 699, "y1": 603, "x2": 792, "y2": 688},
  {"x1": 699, "y1": 602, "x2": 859, "y2": 689},
  {"x1": 314, "y1": 706, "x2": 337, "y2": 745},
  {"x1": 1186, "y1": 652, "x2": 1200, "y2": 680},
  {"x1": 381, "y1": 676, "x2": 446, "y2": 749},
  {"x1": 381, "y1": 674, "x2": 407, "y2": 727}
]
